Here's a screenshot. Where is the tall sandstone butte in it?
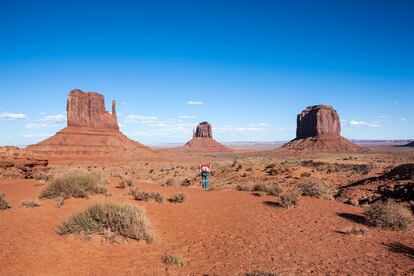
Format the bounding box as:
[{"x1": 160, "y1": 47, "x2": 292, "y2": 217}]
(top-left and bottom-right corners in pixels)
[
  {"x1": 182, "y1": 121, "x2": 232, "y2": 153},
  {"x1": 282, "y1": 105, "x2": 365, "y2": 152},
  {"x1": 27, "y1": 89, "x2": 151, "y2": 159},
  {"x1": 67, "y1": 89, "x2": 119, "y2": 130}
]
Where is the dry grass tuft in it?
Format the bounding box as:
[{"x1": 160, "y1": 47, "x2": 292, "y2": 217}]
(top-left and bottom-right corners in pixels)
[
  {"x1": 130, "y1": 188, "x2": 164, "y2": 203},
  {"x1": 298, "y1": 179, "x2": 336, "y2": 200},
  {"x1": 0, "y1": 193, "x2": 11, "y2": 210},
  {"x1": 169, "y1": 193, "x2": 186, "y2": 204},
  {"x1": 116, "y1": 177, "x2": 134, "y2": 189},
  {"x1": 58, "y1": 203, "x2": 153, "y2": 243},
  {"x1": 365, "y1": 201, "x2": 413, "y2": 231},
  {"x1": 245, "y1": 271, "x2": 279, "y2": 276},
  {"x1": 342, "y1": 226, "x2": 369, "y2": 236},
  {"x1": 280, "y1": 189, "x2": 301, "y2": 208},
  {"x1": 161, "y1": 255, "x2": 183, "y2": 267},
  {"x1": 40, "y1": 171, "x2": 108, "y2": 199},
  {"x1": 21, "y1": 199, "x2": 41, "y2": 208}
]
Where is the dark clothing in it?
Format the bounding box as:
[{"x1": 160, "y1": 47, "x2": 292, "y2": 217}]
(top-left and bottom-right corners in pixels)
[
  {"x1": 201, "y1": 172, "x2": 209, "y2": 179},
  {"x1": 201, "y1": 172, "x2": 209, "y2": 189}
]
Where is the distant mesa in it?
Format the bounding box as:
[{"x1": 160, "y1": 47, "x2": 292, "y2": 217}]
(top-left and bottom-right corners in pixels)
[
  {"x1": 402, "y1": 141, "x2": 414, "y2": 147},
  {"x1": 281, "y1": 105, "x2": 366, "y2": 153},
  {"x1": 27, "y1": 89, "x2": 151, "y2": 160},
  {"x1": 181, "y1": 121, "x2": 232, "y2": 153}
]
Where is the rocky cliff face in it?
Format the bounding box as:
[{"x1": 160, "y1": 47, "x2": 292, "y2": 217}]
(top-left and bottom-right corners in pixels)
[
  {"x1": 282, "y1": 105, "x2": 365, "y2": 152},
  {"x1": 67, "y1": 89, "x2": 119, "y2": 130},
  {"x1": 296, "y1": 105, "x2": 341, "y2": 139},
  {"x1": 194, "y1": 122, "x2": 213, "y2": 138},
  {"x1": 0, "y1": 147, "x2": 48, "y2": 179}
]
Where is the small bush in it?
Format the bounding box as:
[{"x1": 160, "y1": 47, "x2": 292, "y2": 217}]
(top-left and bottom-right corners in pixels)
[
  {"x1": 342, "y1": 226, "x2": 369, "y2": 236},
  {"x1": 245, "y1": 271, "x2": 279, "y2": 276},
  {"x1": 181, "y1": 178, "x2": 191, "y2": 187},
  {"x1": 236, "y1": 184, "x2": 250, "y2": 191},
  {"x1": 280, "y1": 189, "x2": 301, "y2": 208},
  {"x1": 130, "y1": 188, "x2": 164, "y2": 203},
  {"x1": 266, "y1": 184, "x2": 283, "y2": 196},
  {"x1": 252, "y1": 184, "x2": 268, "y2": 193},
  {"x1": 58, "y1": 203, "x2": 153, "y2": 243},
  {"x1": 165, "y1": 179, "x2": 174, "y2": 187},
  {"x1": 33, "y1": 172, "x2": 51, "y2": 181},
  {"x1": 298, "y1": 179, "x2": 336, "y2": 200},
  {"x1": 162, "y1": 255, "x2": 183, "y2": 267},
  {"x1": 116, "y1": 177, "x2": 133, "y2": 189},
  {"x1": 169, "y1": 193, "x2": 186, "y2": 204},
  {"x1": 40, "y1": 171, "x2": 107, "y2": 199},
  {"x1": 21, "y1": 199, "x2": 41, "y2": 208},
  {"x1": 365, "y1": 201, "x2": 413, "y2": 231},
  {"x1": 0, "y1": 193, "x2": 11, "y2": 210}
]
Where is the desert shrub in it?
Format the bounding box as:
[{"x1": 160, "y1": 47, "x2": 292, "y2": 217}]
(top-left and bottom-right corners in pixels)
[
  {"x1": 33, "y1": 172, "x2": 51, "y2": 181},
  {"x1": 252, "y1": 183, "x2": 268, "y2": 193},
  {"x1": 58, "y1": 203, "x2": 153, "y2": 243},
  {"x1": 116, "y1": 177, "x2": 133, "y2": 189},
  {"x1": 266, "y1": 183, "x2": 284, "y2": 196},
  {"x1": 245, "y1": 271, "x2": 279, "y2": 276},
  {"x1": 162, "y1": 255, "x2": 183, "y2": 266},
  {"x1": 181, "y1": 178, "x2": 191, "y2": 187},
  {"x1": 21, "y1": 199, "x2": 41, "y2": 208},
  {"x1": 365, "y1": 201, "x2": 413, "y2": 231},
  {"x1": 0, "y1": 193, "x2": 11, "y2": 210},
  {"x1": 280, "y1": 189, "x2": 301, "y2": 208},
  {"x1": 342, "y1": 226, "x2": 369, "y2": 236},
  {"x1": 169, "y1": 193, "x2": 186, "y2": 203},
  {"x1": 298, "y1": 179, "x2": 336, "y2": 200},
  {"x1": 236, "y1": 184, "x2": 250, "y2": 191},
  {"x1": 165, "y1": 179, "x2": 174, "y2": 187},
  {"x1": 40, "y1": 171, "x2": 107, "y2": 199},
  {"x1": 300, "y1": 172, "x2": 311, "y2": 178},
  {"x1": 130, "y1": 188, "x2": 164, "y2": 203}
]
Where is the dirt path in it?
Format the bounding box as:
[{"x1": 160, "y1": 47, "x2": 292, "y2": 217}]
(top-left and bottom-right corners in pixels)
[{"x1": 0, "y1": 178, "x2": 413, "y2": 275}]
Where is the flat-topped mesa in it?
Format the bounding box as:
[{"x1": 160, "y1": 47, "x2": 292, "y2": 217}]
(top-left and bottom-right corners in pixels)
[
  {"x1": 296, "y1": 105, "x2": 340, "y2": 139},
  {"x1": 193, "y1": 121, "x2": 213, "y2": 138},
  {"x1": 67, "y1": 89, "x2": 119, "y2": 130}
]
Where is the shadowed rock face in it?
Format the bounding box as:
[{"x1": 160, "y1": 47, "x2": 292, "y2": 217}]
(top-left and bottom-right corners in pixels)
[
  {"x1": 67, "y1": 89, "x2": 118, "y2": 130},
  {"x1": 296, "y1": 105, "x2": 340, "y2": 139},
  {"x1": 403, "y1": 141, "x2": 414, "y2": 147},
  {"x1": 194, "y1": 122, "x2": 213, "y2": 138}
]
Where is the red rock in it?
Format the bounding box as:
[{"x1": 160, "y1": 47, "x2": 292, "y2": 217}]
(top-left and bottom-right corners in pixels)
[
  {"x1": 282, "y1": 105, "x2": 365, "y2": 153},
  {"x1": 27, "y1": 90, "x2": 152, "y2": 160},
  {"x1": 193, "y1": 121, "x2": 213, "y2": 138}
]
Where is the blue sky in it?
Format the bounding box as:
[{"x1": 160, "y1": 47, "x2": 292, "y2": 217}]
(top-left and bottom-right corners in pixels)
[{"x1": 0, "y1": 0, "x2": 413, "y2": 146}]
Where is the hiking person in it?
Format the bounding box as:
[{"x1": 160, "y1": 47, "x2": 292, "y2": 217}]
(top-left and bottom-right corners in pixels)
[{"x1": 199, "y1": 164, "x2": 211, "y2": 190}]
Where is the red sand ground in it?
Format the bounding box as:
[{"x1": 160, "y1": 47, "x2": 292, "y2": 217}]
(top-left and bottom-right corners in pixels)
[{"x1": 1, "y1": 177, "x2": 413, "y2": 275}]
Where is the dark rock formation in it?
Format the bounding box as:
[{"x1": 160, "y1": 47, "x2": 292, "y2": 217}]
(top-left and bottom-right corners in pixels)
[
  {"x1": 67, "y1": 89, "x2": 119, "y2": 130},
  {"x1": 181, "y1": 122, "x2": 232, "y2": 153},
  {"x1": 193, "y1": 122, "x2": 213, "y2": 138},
  {"x1": 27, "y1": 90, "x2": 152, "y2": 160},
  {"x1": 282, "y1": 105, "x2": 365, "y2": 152},
  {"x1": 296, "y1": 105, "x2": 340, "y2": 139},
  {"x1": 0, "y1": 147, "x2": 48, "y2": 179},
  {"x1": 403, "y1": 141, "x2": 414, "y2": 147}
]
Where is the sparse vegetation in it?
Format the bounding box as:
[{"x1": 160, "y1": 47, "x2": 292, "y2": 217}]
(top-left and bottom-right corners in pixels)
[
  {"x1": 162, "y1": 255, "x2": 183, "y2": 267},
  {"x1": 342, "y1": 226, "x2": 369, "y2": 236},
  {"x1": 365, "y1": 201, "x2": 413, "y2": 231},
  {"x1": 165, "y1": 178, "x2": 174, "y2": 186},
  {"x1": 58, "y1": 203, "x2": 153, "y2": 243},
  {"x1": 280, "y1": 189, "x2": 301, "y2": 208},
  {"x1": 40, "y1": 171, "x2": 108, "y2": 199},
  {"x1": 21, "y1": 199, "x2": 41, "y2": 208},
  {"x1": 33, "y1": 172, "x2": 51, "y2": 181},
  {"x1": 252, "y1": 183, "x2": 268, "y2": 193},
  {"x1": 266, "y1": 183, "x2": 284, "y2": 196},
  {"x1": 169, "y1": 193, "x2": 186, "y2": 203},
  {"x1": 245, "y1": 271, "x2": 279, "y2": 276},
  {"x1": 298, "y1": 179, "x2": 336, "y2": 200},
  {"x1": 130, "y1": 188, "x2": 164, "y2": 203},
  {"x1": 181, "y1": 178, "x2": 191, "y2": 187},
  {"x1": 0, "y1": 193, "x2": 11, "y2": 210},
  {"x1": 236, "y1": 184, "x2": 250, "y2": 191},
  {"x1": 116, "y1": 177, "x2": 133, "y2": 189}
]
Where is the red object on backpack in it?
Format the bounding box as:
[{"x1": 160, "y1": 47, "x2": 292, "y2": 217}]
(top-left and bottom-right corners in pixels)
[{"x1": 200, "y1": 163, "x2": 211, "y2": 172}]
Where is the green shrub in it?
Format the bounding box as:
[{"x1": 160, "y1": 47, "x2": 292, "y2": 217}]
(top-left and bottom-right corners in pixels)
[
  {"x1": 169, "y1": 193, "x2": 186, "y2": 204},
  {"x1": 162, "y1": 255, "x2": 183, "y2": 267},
  {"x1": 0, "y1": 193, "x2": 11, "y2": 210},
  {"x1": 130, "y1": 188, "x2": 164, "y2": 203},
  {"x1": 298, "y1": 179, "x2": 336, "y2": 200},
  {"x1": 58, "y1": 203, "x2": 153, "y2": 243},
  {"x1": 365, "y1": 201, "x2": 413, "y2": 231},
  {"x1": 40, "y1": 171, "x2": 107, "y2": 199}
]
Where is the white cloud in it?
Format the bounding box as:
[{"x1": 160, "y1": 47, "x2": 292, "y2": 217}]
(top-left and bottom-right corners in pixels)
[
  {"x1": 23, "y1": 133, "x2": 50, "y2": 138},
  {"x1": 187, "y1": 101, "x2": 204, "y2": 105},
  {"x1": 350, "y1": 120, "x2": 381, "y2": 128},
  {"x1": 178, "y1": 115, "x2": 196, "y2": 119},
  {"x1": 40, "y1": 114, "x2": 66, "y2": 124},
  {"x1": 125, "y1": 115, "x2": 158, "y2": 124},
  {"x1": 401, "y1": 118, "x2": 407, "y2": 122},
  {"x1": 0, "y1": 112, "x2": 27, "y2": 121}
]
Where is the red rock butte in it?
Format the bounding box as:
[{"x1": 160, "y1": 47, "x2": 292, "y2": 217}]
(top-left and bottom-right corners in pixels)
[
  {"x1": 27, "y1": 89, "x2": 152, "y2": 160},
  {"x1": 182, "y1": 122, "x2": 232, "y2": 153},
  {"x1": 282, "y1": 105, "x2": 366, "y2": 153}
]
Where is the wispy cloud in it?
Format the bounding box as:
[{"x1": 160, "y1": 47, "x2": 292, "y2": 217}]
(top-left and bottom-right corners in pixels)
[
  {"x1": 125, "y1": 115, "x2": 158, "y2": 124},
  {"x1": 187, "y1": 101, "x2": 204, "y2": 105},
  {"x1": 25, "y1": 114, "x2": 66, "y2": 129},
  {"x1": 0, "y1": 112, "x2": 27, "y2": 121},
  {"x1": 350, "y1": 120, "x2": 381, "y2": 128},
  {"x1": 401, "y1": 118, "x2": 407, "y2": 122},
  {"x1": 178, "y1": 115, "x2": 196, "y2": 119}
]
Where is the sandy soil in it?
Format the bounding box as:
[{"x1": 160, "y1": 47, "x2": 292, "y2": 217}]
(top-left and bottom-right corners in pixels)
[{"x1": 1, "y1": 172, "x2": 413, "y2": 275}]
